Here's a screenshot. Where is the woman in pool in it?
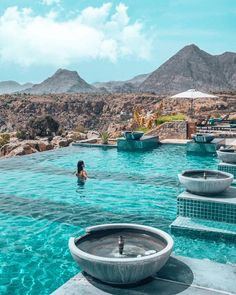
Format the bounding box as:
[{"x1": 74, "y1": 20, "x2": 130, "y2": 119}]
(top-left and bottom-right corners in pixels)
[{"x1": 76, "y1": 160, "x2": 88, "y2": 181}]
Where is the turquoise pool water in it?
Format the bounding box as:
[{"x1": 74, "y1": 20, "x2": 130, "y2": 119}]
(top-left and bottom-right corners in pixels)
[{"x1": 0, "y1": 145, "x2": 235, "y2": 295}]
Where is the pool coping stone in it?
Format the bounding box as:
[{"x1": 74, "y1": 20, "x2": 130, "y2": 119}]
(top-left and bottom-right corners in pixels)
[
  {"x1": 72, "y1": 138, "x2": 190, "y2": 148},
  {"x1": 177, "y1": 187, "x2": 236, "y2": 205},
  {"x1": 72, "y1": 142, "x2": 117, "y2": 148},
  {"x1": 52, "y1": 255, "x2": 236, "y2": 295}
]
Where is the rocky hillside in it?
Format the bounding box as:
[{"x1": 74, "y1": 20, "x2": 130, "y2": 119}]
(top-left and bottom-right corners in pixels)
[
  {"x1": 0, "y1": 92, "x2": 235, "y2": 133},
  {"x1": 24, "y1": 69, "x2": 98, "y2": 94},
  {"x1": 0, "y1": 81, "x2": 33, "y2": 94},
  {"x1": 94, "y1": 73, "x2": 149, "y2": 93},
  {"x1": 139, "y1": 44, "x2": 236, "y2": 94}
]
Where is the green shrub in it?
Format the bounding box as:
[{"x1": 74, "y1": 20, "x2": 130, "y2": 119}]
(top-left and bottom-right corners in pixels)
[
  {"x1": 1, "y1": 133, "x2": 10, "y2": 142},
  {"x1": 0, "y1": 133, "x2": 10, "y2": 147},
  {"x1": 16, "y1": 130, "x2": 26, "y2": 140},
  {"x1": 155, "y1": 114, "x2": 186, "y2": 125},
  {"x1": 100, "y1": 131, "x2": 110, "y2": 144},
  {"x1": 135, "y1": 127, "x2": 150, "y2": 133}
]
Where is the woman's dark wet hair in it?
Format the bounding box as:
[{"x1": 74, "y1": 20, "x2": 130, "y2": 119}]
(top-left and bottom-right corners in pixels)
[{"x1": 77, "y1": 160, "x2": 85, "y2": 174}]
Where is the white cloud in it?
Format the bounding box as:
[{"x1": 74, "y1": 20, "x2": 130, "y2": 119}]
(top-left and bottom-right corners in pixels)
[
  {"x1": 42, "y1": 0, "x2": 60, "y2": 6},
  {"x1": 0, "y1": 3, "x2": 152, "y2": 67}
]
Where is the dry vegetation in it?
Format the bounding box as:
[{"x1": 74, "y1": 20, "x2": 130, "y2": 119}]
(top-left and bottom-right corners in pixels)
[{"x1": 0, "y1": 92, "x2": 235, "y2": 133}]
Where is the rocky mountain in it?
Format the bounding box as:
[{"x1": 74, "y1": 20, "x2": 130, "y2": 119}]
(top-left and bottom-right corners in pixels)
[
  {"x1": 217, "y1": 52, "x2": 236, "y2": 87},
  {"x1": 24, "y1": 69, "x2": 98, "y2": 94},
  {"x1": 1, "y1": 45, "x2": 235, "y2": 95},
  {"x1": 0, "y1": 81, "x2": 33, "y2": 94},
  {"x1": 139, "y1": 44, "x2": 236, "y2": 94},
  {"x1": 93, "y1": 73, "x2": 149, "y2": 93}
]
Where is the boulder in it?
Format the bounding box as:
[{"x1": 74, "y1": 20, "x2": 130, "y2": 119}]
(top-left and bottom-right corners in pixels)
[
  {"x1": 58, "y1": 139, "x2": 70, "y2": 147},
  {"x1": 1, "y1": 142, "x2": 20, "y2": 156},
  {"x1": 0, "y1": 139, "x2": 54, "y2": 157},
  {"x1": 51, "y1": 136, "x2": 71, "y2": 148},
  {"x1": 36, "y1": 141, "x2": 54, "y2": 152},
  {"x1": 87, "y1": 130, "x2": 99, "y2": 139},
  {"x1": 66, "y1": 131, "x2": 87, "y2": 141},
  {"x1": 6, "y1": 143, "x2": 38, "y2": 157}
]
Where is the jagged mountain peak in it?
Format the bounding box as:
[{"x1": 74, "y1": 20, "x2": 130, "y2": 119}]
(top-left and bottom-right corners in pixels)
[
  {"x1": 1, "y1": 45, "x2": 235, "y2": 95},
  {"x1": 139, "y1": 44, "x2": 236, "y2": 94},
  {"x1": 181, "y1": 43, "x2": 201, "y2": 52},
  {"x1": 54, "y1": 68, "x2": 78, "y2": 76},
  {"x1": 174, "y1": 44, "x2": 212, "y2": 60},
  {"x1": 23, "y1": 68, "x2": 98, "y2": 94}
]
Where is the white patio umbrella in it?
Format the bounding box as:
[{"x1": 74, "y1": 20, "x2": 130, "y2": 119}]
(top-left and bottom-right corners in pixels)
[
  {"x1": 170, "y1": 89, "x2": 218, "y2": 99},
  {"x1": 170, "y1": 89, "x2": 218, "y2": 116}
]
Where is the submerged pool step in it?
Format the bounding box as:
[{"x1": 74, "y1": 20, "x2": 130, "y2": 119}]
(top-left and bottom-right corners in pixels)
[{"x1": 170, "y1": 216, "x2": 236, "y2": 241}]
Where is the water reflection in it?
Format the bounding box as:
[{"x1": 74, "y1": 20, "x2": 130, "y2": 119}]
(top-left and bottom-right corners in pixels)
[
  {"x1": 0, "y1": 194, "x2": 171, "y2": 228},
  {"x1": 76, "y1": 178, "x2": 86, "y2": 197}
]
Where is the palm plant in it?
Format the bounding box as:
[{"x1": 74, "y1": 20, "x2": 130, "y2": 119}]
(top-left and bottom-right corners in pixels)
[{"x1": 100, "y1": 131, "x2": 110, "y2": 144}]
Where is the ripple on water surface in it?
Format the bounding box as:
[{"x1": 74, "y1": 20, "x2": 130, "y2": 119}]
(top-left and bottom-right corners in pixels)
[{"x1": 0, "y1": 145, "x2": 235, "y2": 295}]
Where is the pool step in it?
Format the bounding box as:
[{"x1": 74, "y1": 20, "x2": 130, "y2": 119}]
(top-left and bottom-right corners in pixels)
[
  {"x1": 177, "y1": 189, "x2": 236, "y2": 224},
  {"x1": 170, "y1": 216, "x2": 236, "y2": 240},
  {"x1": 218, "y1": 162, "x2": 236, "y2": 178}
]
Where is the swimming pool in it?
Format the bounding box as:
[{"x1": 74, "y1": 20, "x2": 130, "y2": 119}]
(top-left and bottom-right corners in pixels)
[{"x1": 0, "y1": 145, "x2": 235, "y2": 294}]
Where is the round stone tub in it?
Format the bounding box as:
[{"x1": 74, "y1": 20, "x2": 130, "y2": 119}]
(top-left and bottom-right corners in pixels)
[
  {"x1": 192, "y1": 133, "x2": 215, "y2": 143},
  {"x1": 217, "y1": 149, "x2": 236, "y2": 164},
  {"x1": 178, "y1": 170, "x2": 233, "y2": 195},
  {"x1": 69, "y1": 223, "x2": 173, "y2": 285},
  {"x1": 123, "y1": 131, "x2": 144, "y2": 140}
]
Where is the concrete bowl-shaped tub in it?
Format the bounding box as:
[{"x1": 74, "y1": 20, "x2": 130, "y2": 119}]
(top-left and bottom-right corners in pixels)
[
  {"x1": 217, "y1": 149, "x2": 236, "y2": 164},
  {"x1": 69, "y1": 223, "x2": 173, "y2": 285},
  {"x1": 178, "y1": 170, "x2": 233, "y2": 195},
  {"x1": 123, "y1": 131, "x2": 144, "y2": 140},
  {"x1": 192, "y1": 133, "x2": 215, "y2": 143}
]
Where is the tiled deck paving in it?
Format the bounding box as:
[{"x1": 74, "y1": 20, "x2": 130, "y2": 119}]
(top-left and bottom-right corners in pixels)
[{"x1": 52, "y1": 255, "x2": 236, "y2": 295}]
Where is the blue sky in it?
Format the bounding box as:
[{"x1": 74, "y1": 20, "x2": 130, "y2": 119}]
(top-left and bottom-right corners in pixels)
[{"x1": 0, "y1": 0, "x2": 235, "y2": 83}]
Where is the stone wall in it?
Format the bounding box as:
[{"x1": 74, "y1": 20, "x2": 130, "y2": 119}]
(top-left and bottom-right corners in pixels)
[{"x1": 146, "y1": 120, "x2": 187, "y2": 140}]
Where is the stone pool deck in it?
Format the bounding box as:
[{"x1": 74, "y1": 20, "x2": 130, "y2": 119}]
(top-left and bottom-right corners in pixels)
[
  {"x1": 52, "y1": 255, "x2": 236, "y2": 295},
  {"x1": 160, "y1": 139, "x2": 191, "y2": 144},
  {"x1": 72, "y1": 142, "x2": 117, "y2": 148},
  {"x1": 72, "y1": 138, "x2": 189, "y2": 148}
]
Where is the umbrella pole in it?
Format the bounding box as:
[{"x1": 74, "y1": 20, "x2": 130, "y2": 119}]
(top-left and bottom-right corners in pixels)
[{"x1": 188, "y1": 99, "x2": 193, "y2": 117}]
